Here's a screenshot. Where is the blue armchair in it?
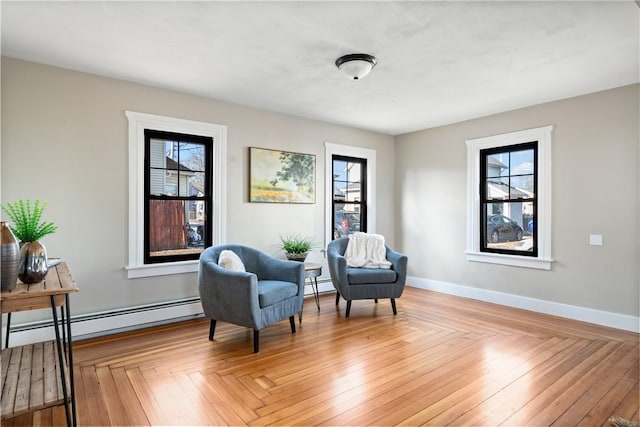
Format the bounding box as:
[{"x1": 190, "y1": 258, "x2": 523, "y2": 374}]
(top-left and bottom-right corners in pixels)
[
  {"x1": 198, "y1": 244, "x2": 305, "y2": 353},
  {"x1": 327, "y1": 237, "x2": 408, "y2": 318}
]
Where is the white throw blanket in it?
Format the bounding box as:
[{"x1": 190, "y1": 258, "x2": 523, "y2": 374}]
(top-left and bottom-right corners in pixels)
[{"x1": 345, "y1": 232, "x2": 392, "y2": 269}]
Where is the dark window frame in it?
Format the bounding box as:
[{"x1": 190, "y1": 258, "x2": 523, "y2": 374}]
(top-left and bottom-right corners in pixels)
[
  {"x1": 479, "y1": 141, "x2": 538, "y2": 257},
  {"x1": 143, "y1": 129, "x2": 213, "y2": 264},
  {"x1": 332, "y1": 155, "x2": 367, "y2": 240}
]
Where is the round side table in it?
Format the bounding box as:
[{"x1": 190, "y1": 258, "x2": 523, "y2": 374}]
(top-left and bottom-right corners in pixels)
[{"x1": 304, "y1": 262, "x2": 322, "y2": 311}]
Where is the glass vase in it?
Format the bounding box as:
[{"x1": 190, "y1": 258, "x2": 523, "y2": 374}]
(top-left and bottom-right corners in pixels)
[{"x1": 18, "y1": 240, "x2": 49, "y2": 284}]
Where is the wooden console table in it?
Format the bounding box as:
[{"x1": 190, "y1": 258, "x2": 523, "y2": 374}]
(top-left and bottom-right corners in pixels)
[{"x1": 1, "y1": 262, "x2": 78, "y2": 426}]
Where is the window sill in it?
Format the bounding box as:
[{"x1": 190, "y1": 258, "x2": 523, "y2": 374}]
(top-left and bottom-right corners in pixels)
[
  {"x1": 126, "y1": 260, "x2": 199, "y2": 278},
  {"x1": 465, "y1": 251, "x2": 553, "y2": 270}
]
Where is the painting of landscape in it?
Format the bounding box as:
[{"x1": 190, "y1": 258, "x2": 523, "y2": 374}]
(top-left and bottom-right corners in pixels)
[{"x1": 249, "y1": 147, "x2": 315, "y2": 203}]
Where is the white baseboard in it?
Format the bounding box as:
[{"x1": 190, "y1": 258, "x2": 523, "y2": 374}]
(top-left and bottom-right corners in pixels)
[
  {"x1": 14, "y1": 277, "x2": 628, "y2": 348},
  {"x1": 408, "y1": 277, "x2": 640, "y2": 333},
  {"x1": 2, "y1": 298, "x2": 205, "y2": 348},
  {"x1": 2, "y1": 280, "x2": 337, "y2": 348}
]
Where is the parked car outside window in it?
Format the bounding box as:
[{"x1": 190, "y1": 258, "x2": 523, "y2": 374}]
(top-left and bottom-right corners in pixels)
[
  {"x1": 487, "y1": 214, "x2": 523, "y2": 243},
  {"x1": 334, "y1": 210, "x2": 361, "y2": 238}
]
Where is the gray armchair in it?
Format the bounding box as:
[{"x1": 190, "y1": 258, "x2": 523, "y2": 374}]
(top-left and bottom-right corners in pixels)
[
  {"x1": 198, "y1": 244, "x2": 305, "y2": 353},
  {"x1": 327, "y1": 237, "x2": 408, "y2": 318}
]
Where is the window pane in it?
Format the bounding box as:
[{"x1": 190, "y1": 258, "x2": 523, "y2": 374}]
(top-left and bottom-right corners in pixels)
[
  {"x1": 178, "y1": 142, "x2": 205, "y2": 172},
  {"x1": 510, "y1": 175, "x2": 534, "y2": 196},
  {"x1": 149, "y1": 168, "x2": 165, "y2": 195},
  {"x1": 343, "y1": 208, "x2": 362, "y2": 233},
  {"x1": 334, "y1": 181, "x2": 347, "y2": 201},
  {"x1": 487, "y1": 177, "x2": 510, "y2": 200},
  {"x1": 344, "y1": 181, "x2": 361, "y2": 202},
  {"x1": 149, "y1": 138, "x2": 171, "y2": 168},
  {"x1": 334, "y1": 203, "x2": 362, "y2": 238},
  {"x1": 164, "y1": 173, "x2": 178, "y2": 196},
  {"x1": 148, "y1": 169, "x2": 180, "y2": 196},
  {"x1": 511, "y1": 149, "x2": 534, "y2": 175},
  {"x1": 334, "y1": 160, "x2": 348, "y2": 179},
  {"x1": 487, "y1": 153, "x2": 509, "y2": 177},
  {"x1": 485, "y1": 202, "x2": 533, "y2": 253},
  {"x1": 334, "y1": 203, "x2": 349, "y2": 238},
  {"x1": 345, "y1": 161, "x2": 361, "y2": 183},
  {"x1": 148, "y1": 200, "x2": 205, "y2": 260},
  {"x1": 189, "y1": 172, "x2": 205, "y2": 196}
]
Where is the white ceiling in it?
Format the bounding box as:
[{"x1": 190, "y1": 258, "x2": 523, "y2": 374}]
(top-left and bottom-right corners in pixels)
[{"x1": 2, "y1": 1, "x2": 638, "y2": 136}]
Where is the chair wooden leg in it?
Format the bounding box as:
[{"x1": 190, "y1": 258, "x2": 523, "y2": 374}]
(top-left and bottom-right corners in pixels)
[
  {"x1": 253, "y1": 330, "x2": 259, "y2": 353},
  {"x1": 375, "y1": 298, "x2": 378, "y2": 303},
  {"x1": 391, "y1": 298, "x2": 397, "y2": 315},
  {"x1": 335, "y1": 291, "x2": 340, "y2": 305},
  {"x1": 346, "y1": 300, "x2": 352, "y2": 318},
  {"x1": 209, "y1": 319, "x2": 216, "y2": 341},
  {"x1": 289, "y1": 316, "x2": 296, "y2": 333}
]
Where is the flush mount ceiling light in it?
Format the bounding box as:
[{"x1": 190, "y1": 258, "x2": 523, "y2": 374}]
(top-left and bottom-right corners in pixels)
[{"x1": 335, "y1": 53, "x2": 378, "y2": 80}]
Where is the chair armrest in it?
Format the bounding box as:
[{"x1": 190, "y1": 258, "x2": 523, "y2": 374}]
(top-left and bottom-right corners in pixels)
[
  {"x1": 327, "y1": 248, "x2": 348, "y2": 287},
  {"x1": 386, "y1": 247, "x2": 408, "y2": 282}
]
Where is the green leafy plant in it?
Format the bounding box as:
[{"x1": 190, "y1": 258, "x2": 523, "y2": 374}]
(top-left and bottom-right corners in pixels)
[
  {"x1": 279, "y1": 234, "x2": 314, "y2": 254},
  {"x1": 1, "y1": 199, "x2": 58, "y2": 242}
]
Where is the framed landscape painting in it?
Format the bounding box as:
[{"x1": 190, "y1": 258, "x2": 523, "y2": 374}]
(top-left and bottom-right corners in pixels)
[{"x1": 249, "y1": 147, "x2": 316, "y2": 203}]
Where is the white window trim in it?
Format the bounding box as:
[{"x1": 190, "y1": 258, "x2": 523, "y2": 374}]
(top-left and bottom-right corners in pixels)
[
  {"x1": 465, "y1": 126, "x2": 553, "y2": 270},
  {"x1": 125, "y1": 111, "x2": 227, "y2": 278},
  {"x1": 324, "y1": 143, "x2": 376, "y2": 247}
]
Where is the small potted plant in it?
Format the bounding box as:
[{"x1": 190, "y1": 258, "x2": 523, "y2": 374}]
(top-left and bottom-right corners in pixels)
[
  {"x1": 280, "y1": 234, "x2": 314, "y2": 262},
  {"x1": 1, "y1": 200, "x2": 58, "y2": 284}
]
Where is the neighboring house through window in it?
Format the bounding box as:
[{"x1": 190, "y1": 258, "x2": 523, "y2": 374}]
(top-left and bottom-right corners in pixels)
[
  {"x1": 126, "y1": 111, "x2": 227, "y2": 278},
  {"x1": 466, "y1": 126, "x2": 553, "y2": 270}
]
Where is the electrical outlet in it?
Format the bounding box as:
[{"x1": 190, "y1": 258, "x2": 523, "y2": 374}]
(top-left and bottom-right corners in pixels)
[{"x1": 589, "y1": 234, "x2": 603, "y2": 246}]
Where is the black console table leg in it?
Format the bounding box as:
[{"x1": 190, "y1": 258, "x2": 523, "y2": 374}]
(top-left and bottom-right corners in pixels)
[
  {"x1": 50, "y1": 296, "x2": 72, "y2": 427},
  {"x1": 64, "y1": 294, "x2": 77, "y2": 427},
  {"x1": 4, "y1": 312, "x2": 11, "y2": 349}
]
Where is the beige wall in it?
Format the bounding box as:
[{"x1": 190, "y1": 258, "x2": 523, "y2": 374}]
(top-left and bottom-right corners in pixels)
[
  {"x1": 1, "y1": 58, "x2": 396, "y2": 320},
  {"x1": 395, "y1": 84, "x2": 640, "y2": 317},
  {"x1": 3, "y1": 57, "x2": 637, "y2": 325}
]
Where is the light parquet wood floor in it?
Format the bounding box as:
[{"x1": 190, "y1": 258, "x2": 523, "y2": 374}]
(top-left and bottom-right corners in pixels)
[{"x1": 4, "y1": 287, "x2": 639, "y2": 426}]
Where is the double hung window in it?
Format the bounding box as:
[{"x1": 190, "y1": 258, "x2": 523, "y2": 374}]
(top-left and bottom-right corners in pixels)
[
  {"x1": 144, "y1": 130, "x2": 212, "y2": 264},
  {"x1": 324, "y1": 143, "x2": 376, "y2": 246},
  {"x1": 466, "y1": 126, "x2": 552, "y2": 270},
  {"x1": 480, "y1": 142, "x2": 537, "y2": 256},
  {"x1": 332, "y1": 155, "x2": 367, "y2": 239},
  {"x1": 126, "y1": 111, "x2": 227, "y2": 278}
]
